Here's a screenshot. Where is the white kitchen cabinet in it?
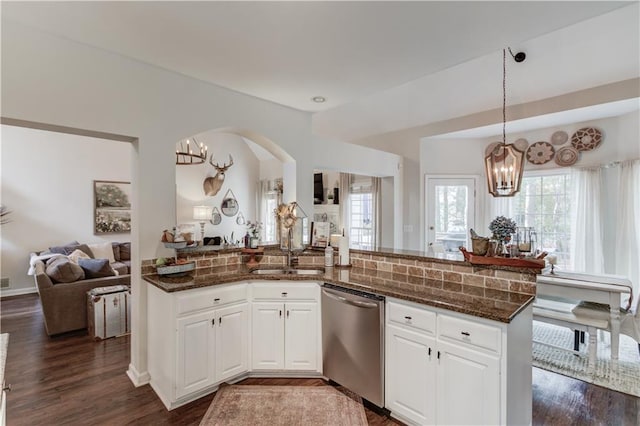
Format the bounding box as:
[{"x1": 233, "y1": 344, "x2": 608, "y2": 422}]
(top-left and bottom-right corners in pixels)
[
  {"x1": 148, "y1": 283, "x2": 249, "y2": 409},
  {"x1": 386, "y1": 323, "x2": 436, "y2": 425},
  {"x1": 251, "y1": 282, "x2": 321, "y2": 372},
  {"x1": 385, "y1": 298, "x2": 532, "y2": 426}
]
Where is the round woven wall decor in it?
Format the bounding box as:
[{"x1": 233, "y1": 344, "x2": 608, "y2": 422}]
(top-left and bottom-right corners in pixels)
[
  {"x1": 555, "y1": 146, "x2": 579, "y2": 167},
  {"x1": 550, "y1": 131, "x2": 568, "y2": 145},
  {"x1": 526, "y1": 141, "x2": 555, "y2": 165},
  {"x1": 514, "y1": 138, "x2": 529, "y2": 152},
  {"x1": 484, "y1": 141, "x2": 501, "y2": 157},
  {"x1": 571, "y1": 127, "x2": 602, "y2": 151}
]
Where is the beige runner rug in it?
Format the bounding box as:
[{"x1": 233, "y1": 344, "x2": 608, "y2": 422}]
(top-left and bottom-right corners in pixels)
[
  {"x1": 533, "y1": 321, "x2": 640, "y2": 397},
  {"x1": 200, "y1": 384, "x2": 368, "y2": 426}
]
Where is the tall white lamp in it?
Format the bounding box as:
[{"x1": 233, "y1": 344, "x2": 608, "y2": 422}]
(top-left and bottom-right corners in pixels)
[{"x1": 193, "y1": 205, "x2": 213, "y2": 245}]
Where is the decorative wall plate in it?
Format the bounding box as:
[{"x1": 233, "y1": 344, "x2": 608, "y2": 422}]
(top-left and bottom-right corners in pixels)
[
  {"x1": 571, "y1": 127, "x2": 602, "y2": 151},
  {"x1": 514, "y1": 138, "x2": 529, "y2": 152},
  {"x1": 550, "y1": 131, "x2": 569, "y2": 145},
  {"x1": 555, "y1": 146, "x2": 579, "y2": 167},
  {"x1": 526, "y1": 141, "x2": 555, "y2": 165},
  {"x1": 210, "y1": 207, "x2": 222, "y2": 225},
  {"x1": 485, "y1": 141, "x2": 501, "y2": 157}
]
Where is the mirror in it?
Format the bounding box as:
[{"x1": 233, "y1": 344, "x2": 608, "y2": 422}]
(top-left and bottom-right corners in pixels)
[
  {"x1": 221, "y1": 189, "x2": 239, "y2": 217},
  {"x1": 236, "y1": 211, "x2": 246, "y2": 225},
  {"x1": 210, "y1": 207, "x2": 222, "y2": 225}
]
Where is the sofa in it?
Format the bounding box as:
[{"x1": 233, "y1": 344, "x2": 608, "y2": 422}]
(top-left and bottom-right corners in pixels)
[{"x1": 30, "y1": 241, "x2": 131, "y2": 336}]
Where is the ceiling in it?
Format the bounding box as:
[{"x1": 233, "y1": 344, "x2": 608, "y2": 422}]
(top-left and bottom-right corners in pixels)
[{"x1": 2, "y1": 1, "x2": 631, "y2": 114}]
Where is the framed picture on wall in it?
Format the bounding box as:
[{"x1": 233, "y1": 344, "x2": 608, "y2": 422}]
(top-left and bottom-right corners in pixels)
[{"x1": 94, "y1": 180, "x2": 131, "y2": 234}]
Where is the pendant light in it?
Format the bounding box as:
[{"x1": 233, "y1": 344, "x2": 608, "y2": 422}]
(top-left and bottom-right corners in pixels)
[{"x1": 485, "y1": 48, "x2": 526, "y2": 197}]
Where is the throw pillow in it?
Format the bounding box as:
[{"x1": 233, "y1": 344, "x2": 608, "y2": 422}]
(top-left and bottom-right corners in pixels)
[
  {"x1": 49, "y1": 243, "x2": 94, "y2": 258},
  {"x1": 87, "y1": 242, "x2": 116, "y2": 263},
  {"x1": 78, "y1": 258, "x2": 116, "y2": 279},
  {"x1": 45, "y1": 256, "x2": 85, "y2": 283},
  {"x1": 119, "y1": 242, "x2": 131, "y2": 261},
  {"x1": 68, "y1": 249, "x2": 91, "y2": 264},
  {"x1": 112, "y1": 242, "x2": 121, "y2": 262}
]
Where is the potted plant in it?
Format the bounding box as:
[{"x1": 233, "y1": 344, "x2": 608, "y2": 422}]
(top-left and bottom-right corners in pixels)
[{"x1": 246, "y1": 221, "x2": 263, "y2": 248}]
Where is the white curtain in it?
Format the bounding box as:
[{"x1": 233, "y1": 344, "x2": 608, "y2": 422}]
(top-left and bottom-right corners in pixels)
[
  {"x1": 339, "y1": 173, "x2": 352, "y2": 237},
  {"x1": 371, "y1": 176, "x2": 382, "y2": 248},
  {"x1": 615, "y1": 159, "x2": 640, "y2": 308},
  {"x1": 257, "y1": 179, "x2": 270, "y2": 241},
  {"x1": 569, "y1": 166, "x2": 604, "y2": 274}
]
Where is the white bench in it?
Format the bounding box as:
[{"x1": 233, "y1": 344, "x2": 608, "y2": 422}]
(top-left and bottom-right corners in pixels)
[{"x1": 533, "y1": 298, "x2": 609, "y2": 368}]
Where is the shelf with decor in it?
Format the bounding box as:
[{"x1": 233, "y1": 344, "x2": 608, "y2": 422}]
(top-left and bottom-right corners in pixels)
[{"x1": 459, "y1": 247, "x2": 545, "y2": 270}]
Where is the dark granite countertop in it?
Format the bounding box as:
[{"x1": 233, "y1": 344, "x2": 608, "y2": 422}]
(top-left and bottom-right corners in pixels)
[{"x1": 144, "y1": 265, "x2": 533, "y2": 323}]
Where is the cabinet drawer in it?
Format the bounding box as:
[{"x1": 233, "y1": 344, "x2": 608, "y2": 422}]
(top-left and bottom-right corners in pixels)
[
  {"x1": 176, "y1": 284, "x2": 247, "y2": 316},
  {"x1": 387, "y1": 301, "x2": 436, "y2": 335},
  {"x1": 438, "y1": 314, "x2": 501, "y2": 354},
  {"x1": 251, "y1": 283, "x2": 318, "y2": 301}
]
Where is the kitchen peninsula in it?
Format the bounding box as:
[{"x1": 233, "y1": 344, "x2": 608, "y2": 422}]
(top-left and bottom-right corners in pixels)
[{"x1": 143, "y1": 245, "x2": 538, "y2": 425}]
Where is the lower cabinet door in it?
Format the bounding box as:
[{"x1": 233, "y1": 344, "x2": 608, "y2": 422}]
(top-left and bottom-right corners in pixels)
[
  {"x1": 386, "y1": 324, "x2": 436, "y2": 425},
  {"x1": 436, "y1": 340, "x2": 500, "y2": 425},
  {"x1": 252, "y1": 302, "x2": 285, "y2": 370},
  {"x1": 176, "y1": 311, "x2": 216, "y2": 399},
  {"x1": 284, "y1": 302, "x2": 318, "y2": 371},
  {"x1": 215, "y1": 303, "x2": 249, "y2": 382}
]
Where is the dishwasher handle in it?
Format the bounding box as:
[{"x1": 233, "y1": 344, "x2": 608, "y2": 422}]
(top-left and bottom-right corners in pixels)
[{"x1": 322, "y1": 289, "x2": 379, "y2": 309}]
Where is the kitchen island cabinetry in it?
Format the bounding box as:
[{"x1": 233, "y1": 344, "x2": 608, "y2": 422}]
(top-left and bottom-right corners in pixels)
[
  {"x1": 386, "y1": 298, "x2": 531, "y2": 426},
  {"x1": 251, "y1": 281, "x2": 321, "y2": 372},
  {"x1": 148, "y1": 283, "x2": 249, "y2": 409}
]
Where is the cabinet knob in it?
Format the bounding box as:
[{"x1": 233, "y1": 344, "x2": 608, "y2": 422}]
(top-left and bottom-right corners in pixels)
[
  {"x1": 211, "y1": 318, "x2": 215, "y2": 326},
  {"x1": 461, "y1": 331, "x2": 470, "y2": 337},
  {"x1": 3, "y1": 384, "x2": 11, "y2": 392},
  {"x1": 404, "y1": 316, "x2": 412, "y2": 321},
  {"x1": 286, "y1": 310, "x2": 290, "y2": 318},
  {"x1": 214, "y1": 298, "x2": 221, "y2": 302},
  {"x1": 428, "y1": 348, "x2": 432, "y2": 356},
  {"x1": 281, "y1": 292, "x2": 288, "y2": 297},
  {"x1": 279, "y1": 310, "x2": 282, "y2": 318}
]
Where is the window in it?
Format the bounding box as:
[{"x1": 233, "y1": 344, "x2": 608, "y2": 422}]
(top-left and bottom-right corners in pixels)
[
  {"x1": 511, "y1": 172, "x2": 572, "y2": 268},
  {"x1": 262, "y1": 191, "x2": 279, "y2": 244},
  {"x1": 349, "y1": 178, "x2": 374, "y2": 250}
]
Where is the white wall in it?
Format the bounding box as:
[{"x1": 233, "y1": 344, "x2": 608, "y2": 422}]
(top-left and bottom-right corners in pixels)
[
  {"x1": 259, "y1": 158, "x2": 283, "y2": 181},
  {"x1": 0, "y1": 125, "x2": 131, "y2": 294},
  {"x1": 176, "y1": 132, "x2": 259, "y2": 243}
]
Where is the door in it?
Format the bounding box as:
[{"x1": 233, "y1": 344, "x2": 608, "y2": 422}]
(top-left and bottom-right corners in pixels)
[
  {"x1": 176, "y1": 311, "x2": 215, "y2": 398},
  {"x1": 251, "y1": 302, "x2": 285, "y2": 370},
  {"x1": 426, "y1": 177, "x2": 476, "y2": 252},
  {"x1": 436, "y1": 340, "x2": 500, "y2": 425},
  {"x1": 284, "y1": 302, "x2": 318, "y2": 371},
  {"x1": 385, "y1": 324, "x2": 436, "y2": 425},
  {"x1": 215, "y1": 303, "x2": 249, "y2": 381}
]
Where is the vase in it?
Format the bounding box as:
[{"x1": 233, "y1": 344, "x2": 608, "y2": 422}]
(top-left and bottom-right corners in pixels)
[{"x1": 250, "y1": 237, "x2": 259, "y2": 249}]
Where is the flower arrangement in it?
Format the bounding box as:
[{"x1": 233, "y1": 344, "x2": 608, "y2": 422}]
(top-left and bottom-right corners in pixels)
[
  {"x1": 246, "y1": 221, "x2": 263, "y2": 237},
  {"x1": 276, "y1": 202, "x2": 299, "y2": 229},
  {"x1": 489, "y1": 216, "x2": 517, "y2": 243}
]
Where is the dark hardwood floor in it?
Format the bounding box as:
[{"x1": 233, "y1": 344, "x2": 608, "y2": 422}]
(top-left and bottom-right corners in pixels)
[{"x1": 1, "y1": 294, "x2": 638, "y2": 425}]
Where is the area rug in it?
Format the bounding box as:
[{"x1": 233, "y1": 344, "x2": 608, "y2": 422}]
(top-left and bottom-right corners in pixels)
[
  {"x1": 533, "y1": 321, "x2": 640, "y2": 397},
  {"x1": 199, "y1": 385, "x2": 368, "y2": 426}
]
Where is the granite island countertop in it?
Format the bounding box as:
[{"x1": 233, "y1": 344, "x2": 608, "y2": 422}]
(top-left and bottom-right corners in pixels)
[{"x1": 144, "y1": 265, "x2": 534, "y2": 323}]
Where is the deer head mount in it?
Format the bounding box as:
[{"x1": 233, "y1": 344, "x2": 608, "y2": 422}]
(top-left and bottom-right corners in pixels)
[{"x1": 203, "y1": 154, "x2": 234, "y2": 196}]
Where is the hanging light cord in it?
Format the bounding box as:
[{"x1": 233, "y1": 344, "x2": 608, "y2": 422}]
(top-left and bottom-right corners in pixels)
[{"x1": 502, "y1": 48, "x2": 506, "y2": 148}]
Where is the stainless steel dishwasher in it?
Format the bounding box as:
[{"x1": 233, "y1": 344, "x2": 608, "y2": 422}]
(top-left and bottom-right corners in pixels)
[{"x1": 321, "y1": 283, "x2": 385, "y2": 408}]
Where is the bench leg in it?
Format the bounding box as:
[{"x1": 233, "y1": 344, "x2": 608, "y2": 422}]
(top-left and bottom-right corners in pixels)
[
  {"x1": 587, "y1": 327, "x2": 597, "y2": 370},
  {"x1": 574, "y1": 330, "x2": 581, "y2": 351}
]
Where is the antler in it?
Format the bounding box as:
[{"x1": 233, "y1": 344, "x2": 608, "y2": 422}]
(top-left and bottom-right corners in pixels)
[{"x1": 209, "y1": 154, "x2": 234, "y2": 172}]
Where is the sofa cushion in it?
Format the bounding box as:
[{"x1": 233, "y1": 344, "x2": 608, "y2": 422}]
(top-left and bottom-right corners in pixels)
[
  {"x1": 87, "y1": 242, "x2": 116, "y2": 263},
  {"x1": 68, "y1": 249, "x2": 91, "y2": 264},
  {"x1": 46, "y1": 256, "x2": 85, "y2": 283},
  {"x1": 49, "y1": 243, "x2": 93, "y2": 258},
  {"x1": 112, "y1": 242, "x2": 121, "y2": 262},
  {"x1": 110, "y1": 261, "x2": 129, "y2": 276},
  {"x1": 119, "y1": 243, "x2": 131, "y2": 261},
  {"x1": 78, "y1": 258, "x2": 116, "y2": 279}
]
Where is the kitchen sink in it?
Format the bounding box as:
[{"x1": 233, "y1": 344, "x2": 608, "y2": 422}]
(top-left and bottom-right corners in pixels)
[{"x1": 250, "y1": 268, "x2": 324, "y2": 275}]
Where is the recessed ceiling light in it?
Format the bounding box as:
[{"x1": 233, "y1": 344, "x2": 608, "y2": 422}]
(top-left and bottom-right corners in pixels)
[{"x1": 312, "y1": 96, "x2": 326, "y2": 103}]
